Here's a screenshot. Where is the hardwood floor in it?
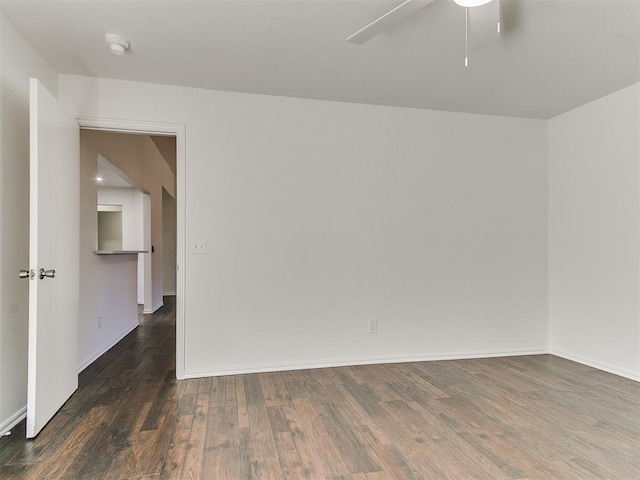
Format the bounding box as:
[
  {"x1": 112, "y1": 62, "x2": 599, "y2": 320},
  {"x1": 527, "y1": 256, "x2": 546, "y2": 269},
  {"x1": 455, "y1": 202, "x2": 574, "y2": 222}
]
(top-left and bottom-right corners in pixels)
[{"x1": 1, "y1": 298, "x2": 638, "y2": 479}]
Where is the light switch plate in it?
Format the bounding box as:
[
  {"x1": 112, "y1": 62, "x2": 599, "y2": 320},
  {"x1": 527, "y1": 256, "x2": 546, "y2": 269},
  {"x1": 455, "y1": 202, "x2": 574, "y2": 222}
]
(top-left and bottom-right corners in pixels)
[{"x1": 191, "y1": 239, "x2": 207, "y2": 254}]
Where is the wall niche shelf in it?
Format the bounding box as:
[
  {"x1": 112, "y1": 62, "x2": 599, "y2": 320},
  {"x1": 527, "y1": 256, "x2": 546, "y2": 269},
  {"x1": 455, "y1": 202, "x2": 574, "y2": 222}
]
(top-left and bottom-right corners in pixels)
[{"x1": 95, "y1": 250, "x2": 148, "y2": 255}]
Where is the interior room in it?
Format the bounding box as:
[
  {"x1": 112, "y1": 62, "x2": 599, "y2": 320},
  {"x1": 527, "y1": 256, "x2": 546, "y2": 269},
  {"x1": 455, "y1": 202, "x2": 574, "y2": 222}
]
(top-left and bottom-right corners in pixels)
[{"x1": 0, "y1": 0, "x2": 638, "y2": 478}]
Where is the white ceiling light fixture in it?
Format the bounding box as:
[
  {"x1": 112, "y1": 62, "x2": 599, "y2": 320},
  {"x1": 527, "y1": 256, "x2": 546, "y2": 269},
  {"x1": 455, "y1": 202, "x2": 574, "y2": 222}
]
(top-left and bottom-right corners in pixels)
[
  {"x1": 454, "y1": 0, "x2": 493, "y2": 7},
  {"x1": 105, "y1": 32, "x2": 130, "y2": 55}
]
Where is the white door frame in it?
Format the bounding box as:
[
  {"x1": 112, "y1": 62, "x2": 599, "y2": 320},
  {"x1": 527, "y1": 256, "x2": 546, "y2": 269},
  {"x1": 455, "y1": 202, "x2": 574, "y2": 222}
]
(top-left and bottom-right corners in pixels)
[{"x1": 77, "y1": 117, "x2": 186, "y2": 379}]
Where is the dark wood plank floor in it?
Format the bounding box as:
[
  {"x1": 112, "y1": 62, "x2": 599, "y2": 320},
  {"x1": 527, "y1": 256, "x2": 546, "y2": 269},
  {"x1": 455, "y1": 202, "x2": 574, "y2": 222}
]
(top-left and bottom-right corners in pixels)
[{"x1": 1, "y1": 298, "x2": 639, "y2": 479}]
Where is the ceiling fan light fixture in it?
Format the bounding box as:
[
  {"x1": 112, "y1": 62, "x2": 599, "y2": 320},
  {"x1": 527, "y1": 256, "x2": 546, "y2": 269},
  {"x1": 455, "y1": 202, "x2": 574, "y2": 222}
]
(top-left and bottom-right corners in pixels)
[{"x1": 454, "y1": 0, "x2": 493, "y2": 7}]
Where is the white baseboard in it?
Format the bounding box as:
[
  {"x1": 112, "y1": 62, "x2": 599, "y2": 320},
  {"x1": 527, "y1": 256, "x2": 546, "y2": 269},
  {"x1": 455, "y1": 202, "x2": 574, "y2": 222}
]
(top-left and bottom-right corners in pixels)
[
  {"x1": 143, "y1": 301, "x2": 164, "y2": 314},
  {"x1": 78, "y1": 322, "x2": 139, "y2": 373},
  {"x1": 183, "y1": 348, "x2": 549, "y2": 379},
  {"x1": 0, "y1": 406, "x2": 26, "y2": 436},
  {"x1": 163, "y1": 292, "x2": 176, "y2": 296},
  {"x1": 550, "y1": 348, "x2": 640, "y2": 382}
]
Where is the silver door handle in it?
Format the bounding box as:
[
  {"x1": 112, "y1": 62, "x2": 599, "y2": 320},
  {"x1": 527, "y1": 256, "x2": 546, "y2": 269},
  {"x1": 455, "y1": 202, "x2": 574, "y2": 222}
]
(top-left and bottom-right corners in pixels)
[
  {"x1": 39, "y1": 268, "x2": 55, "y2": 279},
  {"x1": 19, "y1": 269, "x2": 35, "y2": 280}
]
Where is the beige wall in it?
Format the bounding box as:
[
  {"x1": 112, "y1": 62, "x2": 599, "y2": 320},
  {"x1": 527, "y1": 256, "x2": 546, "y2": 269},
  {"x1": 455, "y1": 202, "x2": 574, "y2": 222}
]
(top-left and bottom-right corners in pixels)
[{"x1": 152, "y1": 136, "x2": 177, "y2": 176}]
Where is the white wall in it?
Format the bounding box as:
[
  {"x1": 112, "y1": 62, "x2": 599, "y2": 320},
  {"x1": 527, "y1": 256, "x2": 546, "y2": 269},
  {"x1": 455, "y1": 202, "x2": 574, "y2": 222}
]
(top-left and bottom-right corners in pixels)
[
  {"x1": 140, "y1": 192, "x2": 151, "y2": 306},
  {"x1": 98, "y1": 187, "x2": 145, "y2": 251},
  {"x1": 60, "y1": 75, "x2": 549, "y2": 377},
  {"x1": 162, "y1": 188, "x2": 177, "y2": 295},
  {"x1": 97, "y1": 186, "x2": 148, "y2": 304},
  {"x1": 143, "y1": 137, "x2": 175, "y2": 312},
  {"x1": 0, "y1": 14, "x2": 59, "y2": 433},
  {"x1": 549, "y1": 83, "x2": 640, "y2": 380}
]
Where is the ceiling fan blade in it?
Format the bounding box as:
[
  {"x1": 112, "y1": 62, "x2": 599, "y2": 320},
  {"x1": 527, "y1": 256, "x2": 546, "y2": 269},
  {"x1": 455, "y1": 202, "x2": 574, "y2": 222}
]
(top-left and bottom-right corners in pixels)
[{"x1": 346, "y1": 0, "x2": 436, "y2": 45}]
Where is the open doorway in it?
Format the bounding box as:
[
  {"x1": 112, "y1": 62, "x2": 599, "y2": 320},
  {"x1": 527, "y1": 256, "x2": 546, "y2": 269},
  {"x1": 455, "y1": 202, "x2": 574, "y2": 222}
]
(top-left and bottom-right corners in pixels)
[
  {"x1": 78, "y1": 118, "x2": 185, "y2": 379},
  {"x1": 78, "y1": 129, "x2": 178, "y2": 373}
]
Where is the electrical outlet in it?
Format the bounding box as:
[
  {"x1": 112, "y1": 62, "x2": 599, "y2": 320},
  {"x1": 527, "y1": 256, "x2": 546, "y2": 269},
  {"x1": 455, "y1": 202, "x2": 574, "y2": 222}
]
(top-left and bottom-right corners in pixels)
[
  {"x1": 97, "y1": 316, "x2": 102, "y2": 330},
  {"x1": 368, "y1": 319, "x2": 377, "y2": 334}
]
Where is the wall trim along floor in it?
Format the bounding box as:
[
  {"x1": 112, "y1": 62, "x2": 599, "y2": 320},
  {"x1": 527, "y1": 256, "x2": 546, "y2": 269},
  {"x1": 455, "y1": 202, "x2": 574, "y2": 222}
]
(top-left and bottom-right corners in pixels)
[
  {"x1": 183, "y1": 348, "x2": 550, "y2": 379},
  {"x1": 550, "y1": 348, "x2": 640, "y2": 382},
  {"x1": 78, "y1": 322, "x2": 139, "y2": 374},
  {"x1": 143, "y1": 301, "x2": 164, "y2": 315},
  {"x1": 0, "y1": 406, "x2": 27, "y2": 436}
]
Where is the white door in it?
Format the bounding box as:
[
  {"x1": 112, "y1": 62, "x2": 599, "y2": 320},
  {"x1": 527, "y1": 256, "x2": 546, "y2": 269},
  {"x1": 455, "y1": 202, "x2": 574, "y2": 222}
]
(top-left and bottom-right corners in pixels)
[{"x1": 24, "y1": 78, "x2": 79, "y2": 438}]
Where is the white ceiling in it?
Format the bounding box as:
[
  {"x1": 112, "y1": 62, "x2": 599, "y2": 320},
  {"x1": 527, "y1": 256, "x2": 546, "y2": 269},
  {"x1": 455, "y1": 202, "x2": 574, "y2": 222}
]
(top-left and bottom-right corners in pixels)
[{"x1": 2, "y1": 0, "x2": 638, "y2": 118}]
